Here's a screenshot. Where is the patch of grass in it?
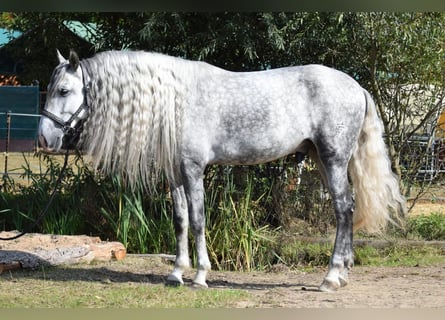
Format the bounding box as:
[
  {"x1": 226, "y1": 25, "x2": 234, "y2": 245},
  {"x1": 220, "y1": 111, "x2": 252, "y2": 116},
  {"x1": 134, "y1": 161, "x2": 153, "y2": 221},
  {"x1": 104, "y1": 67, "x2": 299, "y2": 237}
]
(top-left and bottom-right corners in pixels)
[
  {"x1": 356, "y1": 245, "x2": 445, "y2": 267},
  {"x1": 97, "y1": 175, "x2": 175, "y2": 254},
  {"x1": 0, "y1": 258, "x2": 250, "y2": 308},
  {"x1": 271, "y1": 240, "x2": 332, "y2": 268},
  {"x1": 271, "y1": 238, "x2": 445, "y2": 269},
  {"x1": 0, "y1": 279, "x2": 248, "y2": 308},
  {"x1": 354, "y1": 245, "x2": 445, "y2": 267}
]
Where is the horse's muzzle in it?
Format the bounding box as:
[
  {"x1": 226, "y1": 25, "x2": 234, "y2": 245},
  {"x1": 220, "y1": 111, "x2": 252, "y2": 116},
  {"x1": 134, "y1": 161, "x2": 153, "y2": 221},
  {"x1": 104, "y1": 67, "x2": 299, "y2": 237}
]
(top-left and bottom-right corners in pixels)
[
  {"x1": 38, "y1": 134, "x2": 59, "y2": 153},
  {"x1": 38, "y1": 134, "x2": 49, "y2": 150}
]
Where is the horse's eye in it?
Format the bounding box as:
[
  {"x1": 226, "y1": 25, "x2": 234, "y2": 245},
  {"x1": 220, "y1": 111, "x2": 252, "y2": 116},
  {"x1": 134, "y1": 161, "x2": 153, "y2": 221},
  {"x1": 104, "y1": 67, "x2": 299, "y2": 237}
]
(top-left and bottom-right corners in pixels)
[{"x1": 59, "y1": 88, "x2": 69, "y2": 96}]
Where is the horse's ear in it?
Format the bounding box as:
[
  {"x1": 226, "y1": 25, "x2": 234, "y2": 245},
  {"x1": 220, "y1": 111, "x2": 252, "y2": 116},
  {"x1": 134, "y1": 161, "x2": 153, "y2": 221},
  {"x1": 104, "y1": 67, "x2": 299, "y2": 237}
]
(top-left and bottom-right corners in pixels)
[
  {"x1": 56, "y1": 49, "x2": 66, "y2": 64},
  {"x1": 68, "y1": 50, "x2": 80, "y2": 71}
]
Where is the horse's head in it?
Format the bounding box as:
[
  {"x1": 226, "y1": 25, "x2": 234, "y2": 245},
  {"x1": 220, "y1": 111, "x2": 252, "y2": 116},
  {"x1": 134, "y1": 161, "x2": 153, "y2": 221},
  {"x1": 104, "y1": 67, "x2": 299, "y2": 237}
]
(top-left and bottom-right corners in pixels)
[{"x1": 38, "y1": 50, "x2": 89, "y2": 152}]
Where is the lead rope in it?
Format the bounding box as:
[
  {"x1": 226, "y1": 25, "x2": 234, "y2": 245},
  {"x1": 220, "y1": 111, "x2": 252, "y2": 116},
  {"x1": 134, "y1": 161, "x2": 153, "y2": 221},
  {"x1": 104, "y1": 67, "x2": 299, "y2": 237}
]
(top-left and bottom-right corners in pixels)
[{"x1": 0, "y1": 148, "x2": 71, "y2": 241}]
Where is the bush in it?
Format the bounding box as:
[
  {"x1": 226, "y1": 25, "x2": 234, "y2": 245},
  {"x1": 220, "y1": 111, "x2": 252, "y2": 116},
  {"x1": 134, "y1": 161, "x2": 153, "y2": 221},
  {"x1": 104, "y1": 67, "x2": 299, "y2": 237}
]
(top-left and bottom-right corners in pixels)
[{"x1": 408, "y1": 213, "x2": 445, "y2": 240}]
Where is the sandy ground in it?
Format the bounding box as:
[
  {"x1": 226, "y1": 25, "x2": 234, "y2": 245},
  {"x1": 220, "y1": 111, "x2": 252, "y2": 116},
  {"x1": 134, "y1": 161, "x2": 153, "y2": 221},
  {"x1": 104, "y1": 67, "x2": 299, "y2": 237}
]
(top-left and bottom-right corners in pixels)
[{"x1": 212, "y1": 265, "x2": 445, "y2": 307}]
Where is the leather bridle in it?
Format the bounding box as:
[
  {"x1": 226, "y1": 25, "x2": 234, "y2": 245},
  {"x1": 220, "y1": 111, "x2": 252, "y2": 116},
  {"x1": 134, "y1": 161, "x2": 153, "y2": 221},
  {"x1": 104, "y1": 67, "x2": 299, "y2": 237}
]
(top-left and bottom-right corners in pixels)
[{"x1": 41, "y1": 61, "x2": 90, "y2": 148}]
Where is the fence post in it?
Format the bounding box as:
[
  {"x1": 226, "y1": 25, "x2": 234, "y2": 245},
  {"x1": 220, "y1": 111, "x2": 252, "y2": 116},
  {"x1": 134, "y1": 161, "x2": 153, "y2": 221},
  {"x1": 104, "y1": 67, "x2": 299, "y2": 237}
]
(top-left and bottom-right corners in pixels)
[{"x1": 2, "y1": 111, "x2": 11, "y2": 189}]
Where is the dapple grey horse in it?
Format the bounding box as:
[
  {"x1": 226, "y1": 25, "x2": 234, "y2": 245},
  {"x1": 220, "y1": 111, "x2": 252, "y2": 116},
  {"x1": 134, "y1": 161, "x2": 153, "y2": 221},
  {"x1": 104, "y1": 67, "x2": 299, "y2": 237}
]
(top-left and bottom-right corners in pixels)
[{"x1": 38, "y1": 50, "x2": 405, "y2": 292}]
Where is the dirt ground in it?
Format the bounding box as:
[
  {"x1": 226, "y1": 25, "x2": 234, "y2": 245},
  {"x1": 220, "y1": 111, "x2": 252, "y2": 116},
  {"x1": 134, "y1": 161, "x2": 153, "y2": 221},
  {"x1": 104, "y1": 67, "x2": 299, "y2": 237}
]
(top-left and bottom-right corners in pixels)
[
  {"x1": 141, "y1": 256, "x2": 445, "y2": 308},
  {"x1": 217, "y1": 264, "x2": 445, "y2": 307}
]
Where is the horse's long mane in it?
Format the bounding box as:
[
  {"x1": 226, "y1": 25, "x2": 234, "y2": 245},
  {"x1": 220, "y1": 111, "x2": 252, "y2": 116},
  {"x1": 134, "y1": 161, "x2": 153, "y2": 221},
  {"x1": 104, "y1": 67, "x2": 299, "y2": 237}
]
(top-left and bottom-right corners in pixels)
[{"x1": 80, "y1": 51, "x2": 194, "y2": 189}]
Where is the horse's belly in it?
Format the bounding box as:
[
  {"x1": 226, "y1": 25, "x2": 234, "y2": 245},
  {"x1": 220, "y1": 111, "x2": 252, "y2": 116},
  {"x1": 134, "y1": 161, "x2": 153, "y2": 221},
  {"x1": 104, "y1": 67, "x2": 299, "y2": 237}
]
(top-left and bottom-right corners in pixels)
[{"x1": 210, "y1": 135, "x2": 305, "y2": 165}]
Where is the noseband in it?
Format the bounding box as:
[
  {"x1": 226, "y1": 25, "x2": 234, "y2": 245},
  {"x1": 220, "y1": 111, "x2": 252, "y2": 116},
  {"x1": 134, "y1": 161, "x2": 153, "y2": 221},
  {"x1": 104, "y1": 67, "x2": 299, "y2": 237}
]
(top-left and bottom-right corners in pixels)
[{"x1": 41, "y1": 61, "x2": 90, "y2": 148}]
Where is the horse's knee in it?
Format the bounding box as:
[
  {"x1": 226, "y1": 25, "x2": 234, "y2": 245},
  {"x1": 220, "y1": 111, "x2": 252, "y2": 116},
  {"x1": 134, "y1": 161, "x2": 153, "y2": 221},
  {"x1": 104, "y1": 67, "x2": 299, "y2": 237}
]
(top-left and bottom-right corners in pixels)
[
  {"x1": 332, "y1": 193, "x2": 354, "y2": 220},
  {"x1": 173, "y1": 214, "x2": 188, "y2": 234},
  {"x1": 188, "y1": 210, "x2": 206, "y2": 235}
]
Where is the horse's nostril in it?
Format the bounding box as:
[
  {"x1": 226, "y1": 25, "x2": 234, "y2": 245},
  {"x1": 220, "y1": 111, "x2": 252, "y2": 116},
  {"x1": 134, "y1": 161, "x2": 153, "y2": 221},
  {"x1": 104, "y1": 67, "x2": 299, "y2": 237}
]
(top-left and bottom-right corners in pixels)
[{"x1": 38, "y1": 135, "x2": 48, "y2": 149}]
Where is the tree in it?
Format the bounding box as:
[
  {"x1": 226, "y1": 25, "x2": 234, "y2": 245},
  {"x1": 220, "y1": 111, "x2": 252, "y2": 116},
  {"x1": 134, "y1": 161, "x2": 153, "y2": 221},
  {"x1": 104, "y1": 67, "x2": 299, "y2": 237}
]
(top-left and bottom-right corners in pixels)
[
  {"x1": 358, "y1": 13, "x2": 445, "y2": 196},
  {"x1": 138, "y1": 12, "x2": 296, "y2": 70},
  {"x1": 0, "y1": 12, "x2": 95, "y2": 88}
]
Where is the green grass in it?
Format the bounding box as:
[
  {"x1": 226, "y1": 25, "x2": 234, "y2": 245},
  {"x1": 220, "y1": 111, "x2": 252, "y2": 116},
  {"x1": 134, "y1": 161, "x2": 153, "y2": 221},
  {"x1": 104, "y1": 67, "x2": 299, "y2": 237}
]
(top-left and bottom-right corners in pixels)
[
  {"x1": 271, "y1": 240, "x2": 332, "y2": 268},
  {"x1": 0, "y1": 257, "x2": 250, "y2": 308},
  {"x1": 354, "y1": 245, "x2": 445, "y2": 267},
  {"x1": 0, "y1": 279, "x2": 248, "y2": 308},
  {"x1": 0, "y1": 281, "x2": 248, "y2": 308},
  {"x1": 271, "y1": 239, "x2": 445, "y2": 270}
]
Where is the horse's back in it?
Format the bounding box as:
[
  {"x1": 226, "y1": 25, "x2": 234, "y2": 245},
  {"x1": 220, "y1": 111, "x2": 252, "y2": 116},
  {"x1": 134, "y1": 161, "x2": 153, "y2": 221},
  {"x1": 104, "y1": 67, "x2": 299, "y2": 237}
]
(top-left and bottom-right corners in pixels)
[{"x1": 180, "y1": 63, "x2": 367, "y2": 166}]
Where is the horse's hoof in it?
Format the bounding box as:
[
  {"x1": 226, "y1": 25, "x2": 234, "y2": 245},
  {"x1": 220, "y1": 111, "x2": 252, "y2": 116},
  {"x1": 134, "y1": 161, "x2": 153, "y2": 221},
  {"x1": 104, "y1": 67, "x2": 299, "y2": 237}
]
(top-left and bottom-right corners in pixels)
[
  {"x1": 166, "y1": 273, "x2": 184, "y2": 287},
  {"x1": 166, "y1": 280, "x2": 183, "y2": 287},
  {"x1": 338, "y1": 275, "x2": 348, "y2": 287},
  {"x1": 191, "y1": 281, "x2": 208, "y2": 289},
  {"x1": 318, "y1": 278, "x2": 340, "y2": 292}
]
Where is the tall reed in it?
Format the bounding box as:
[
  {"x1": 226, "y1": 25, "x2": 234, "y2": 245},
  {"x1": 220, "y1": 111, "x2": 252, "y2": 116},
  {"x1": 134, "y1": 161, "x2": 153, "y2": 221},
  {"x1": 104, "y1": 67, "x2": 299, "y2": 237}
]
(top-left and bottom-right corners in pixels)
[
  {"x1": 204, "y1": 167, "x2": 277, "y2": 271},
  {"x1": 98, "y1": 174, "x2": 175, "y2": 253}
]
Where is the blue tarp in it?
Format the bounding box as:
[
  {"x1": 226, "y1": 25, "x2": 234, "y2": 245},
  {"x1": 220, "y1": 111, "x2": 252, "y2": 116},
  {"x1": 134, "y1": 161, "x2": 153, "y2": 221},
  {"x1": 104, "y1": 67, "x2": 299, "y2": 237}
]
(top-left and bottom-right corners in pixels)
[
  {"x1": 0, "y1": 28, "x2": 22, "y2": 47},
  {"x1": 0, "y1": 86, "x2": 40, "y2": 139}
]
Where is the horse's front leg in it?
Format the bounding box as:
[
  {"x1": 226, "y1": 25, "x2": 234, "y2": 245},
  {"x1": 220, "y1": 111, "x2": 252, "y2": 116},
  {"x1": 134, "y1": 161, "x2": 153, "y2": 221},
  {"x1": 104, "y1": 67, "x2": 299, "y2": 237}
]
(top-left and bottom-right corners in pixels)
[
  {"x1": 167, "y1": 185, "x2": 190, "y2": 285},
  {"x1": 182, "y1": 160, "x2": 211, "y2": 288}
]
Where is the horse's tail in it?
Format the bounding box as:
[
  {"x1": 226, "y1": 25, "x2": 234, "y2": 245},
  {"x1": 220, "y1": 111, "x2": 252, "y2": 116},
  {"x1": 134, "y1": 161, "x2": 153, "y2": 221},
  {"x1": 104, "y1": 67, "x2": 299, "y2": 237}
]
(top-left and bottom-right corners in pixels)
[{"x1": 348, "y1": 90, "x2": 406, "y2": 233}]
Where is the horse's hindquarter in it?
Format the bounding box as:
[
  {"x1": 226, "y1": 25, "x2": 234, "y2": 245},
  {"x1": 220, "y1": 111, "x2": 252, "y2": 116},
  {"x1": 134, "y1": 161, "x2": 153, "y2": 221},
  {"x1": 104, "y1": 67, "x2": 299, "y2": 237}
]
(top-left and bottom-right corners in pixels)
[{"x1": 182, "y1": 64, "x2": 366, "y2": 166}]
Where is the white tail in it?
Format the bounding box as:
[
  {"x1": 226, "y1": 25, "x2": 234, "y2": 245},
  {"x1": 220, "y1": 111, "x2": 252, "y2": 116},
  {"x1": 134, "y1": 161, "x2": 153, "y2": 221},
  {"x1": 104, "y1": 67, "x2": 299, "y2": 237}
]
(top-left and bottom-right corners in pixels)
[{"x1": 348, "y1": 90, "x2": 406, "y2": 233}]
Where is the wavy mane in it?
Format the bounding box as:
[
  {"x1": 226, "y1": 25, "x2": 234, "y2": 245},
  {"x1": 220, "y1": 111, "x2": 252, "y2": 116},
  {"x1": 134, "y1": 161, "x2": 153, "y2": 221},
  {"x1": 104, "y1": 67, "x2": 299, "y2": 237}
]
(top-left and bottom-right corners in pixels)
[{"x1": 80, "y1": 51, "x2": 194, "y2": 189}]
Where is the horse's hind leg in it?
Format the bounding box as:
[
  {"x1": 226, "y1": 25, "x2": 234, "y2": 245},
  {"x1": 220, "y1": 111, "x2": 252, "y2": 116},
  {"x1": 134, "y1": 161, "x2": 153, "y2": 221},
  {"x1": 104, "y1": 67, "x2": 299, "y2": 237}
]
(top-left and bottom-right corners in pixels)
[
  {"x1": 181, "y1": 159, "x2": 211, "y2": 288},
  {"x1": 313, "y1": 152, "x2": 354, "y2": 292},
  {"x1": 167, "y1": 185, "x2": 191, "y2": 285}
]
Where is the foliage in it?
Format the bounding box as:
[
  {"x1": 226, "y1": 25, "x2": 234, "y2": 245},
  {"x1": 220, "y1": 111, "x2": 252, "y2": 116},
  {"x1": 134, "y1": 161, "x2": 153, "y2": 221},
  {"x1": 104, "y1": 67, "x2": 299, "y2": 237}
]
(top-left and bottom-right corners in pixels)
[
  {"x1": 0, "y1": 12, "x2": 96, "y2": 87},
  {"x1": 0, "y1": 154, "x2": 283, "y2": 268},
  {"x1": 0, "y1": 152, "x2": 326, "y2": 269},
  {"x1": 87, "y1": 12, "x2": 147, "y2": 51},
  {"x1": 2, "y1": 152, "x2": 445, "y2": 273},
  {"x1": 1, "y1": 152, "x2": 92, "y2": 235},
  {"x1": 0, "y1": 152, "x2": 177, "y2": 253},
  {"x1": 2, "y1": 12, "x2": 445, "y2": 187},
  {"x1": 360, "y1": 13, "x2": 445, "y2": 196},
  {"x1": 138, "y1": 13, "x2": 293, "y2": 70},
  {"x1": 408, "y1": 213, "x2": 445, "y2": 240}
]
